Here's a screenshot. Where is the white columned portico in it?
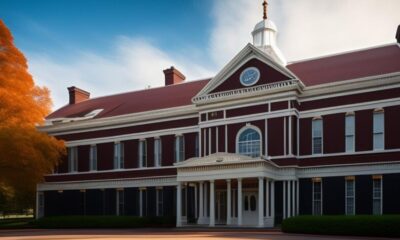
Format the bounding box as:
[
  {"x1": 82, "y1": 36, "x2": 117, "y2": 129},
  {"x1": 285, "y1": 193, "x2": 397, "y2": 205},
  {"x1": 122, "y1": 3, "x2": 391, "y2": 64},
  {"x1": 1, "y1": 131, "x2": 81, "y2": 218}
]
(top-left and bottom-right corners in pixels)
[
  {"x1": 227, "y1": 179, "x2": 232, "y2": 225},
  {"x1": 177, "y1": 182, "x2": 182, "y2": 227},
  {"x1": 209, "y1": 180, "x2": 215, "y2": 227},
  {"x1": 237, "y1": 178, "x2": 243, "y2": 226},
  {"x1": 198, "y1": 181, "x2": 204, "y2": 224},
  {"x1": 258, "y1": 177, "x2": 264, "y2": 227}
]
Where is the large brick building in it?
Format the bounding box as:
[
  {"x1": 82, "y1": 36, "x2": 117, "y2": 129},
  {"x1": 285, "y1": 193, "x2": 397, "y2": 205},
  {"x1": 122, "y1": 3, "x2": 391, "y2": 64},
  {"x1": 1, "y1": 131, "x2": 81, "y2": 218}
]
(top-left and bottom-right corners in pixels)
[{"x1": 37, "y1": 3, "x2": 400, "y2": 227}]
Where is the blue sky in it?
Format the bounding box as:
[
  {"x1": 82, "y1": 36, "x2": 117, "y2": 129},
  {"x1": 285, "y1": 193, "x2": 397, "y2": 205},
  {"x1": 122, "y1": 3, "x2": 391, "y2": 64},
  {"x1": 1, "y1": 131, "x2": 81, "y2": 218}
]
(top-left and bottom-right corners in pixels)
[{"x1": 1, "y1": 0, "x2": 400, "y2": 110}]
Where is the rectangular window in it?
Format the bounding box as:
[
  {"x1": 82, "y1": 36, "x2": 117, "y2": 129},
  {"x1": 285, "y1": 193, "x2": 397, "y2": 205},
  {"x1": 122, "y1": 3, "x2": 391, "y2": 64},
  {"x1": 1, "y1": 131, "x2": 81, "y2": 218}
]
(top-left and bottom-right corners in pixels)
[
  {"x1": 117, "y1": 190, "x2": 124, "y2": 216},
  {"x1": 312, "y1": 178, "x2": 322, "y2": 215},
  {"x1": 345, "y1": 115, "x2": 355, "y2": 152},
  {"x1": 154, "y1": 138, "x2": 161, "y2": 167},
  {"x1": 139, "y1": 140, "x2": 147, "y2": 168},
  {"x1": 175, "y1": 135, "x2": 184, "y2": 162},
  {"x1": 345, "y1": 177, "x2": 355, "y2": 215},
  {"x1": 89, "y1": 145, "x2": 97, "y2": 171},
  {"x1": 373, "y1": 111, "x2": 384, "y2": 150},
  {"x1": 156, "y1": 188, "x2": 163, "y2": 217},
  {"x1": 68, "y1": 147, "x2": 78, "y2": 172},
  {"x1": 372, "y1": 176, "x2": 382, "y2": 215},
  {"x1": 114, "y1": 142, "x2": 124, "y2": 169},
  {"x1": 312, "y1": 119, "x2": 323, "y2": 154}
]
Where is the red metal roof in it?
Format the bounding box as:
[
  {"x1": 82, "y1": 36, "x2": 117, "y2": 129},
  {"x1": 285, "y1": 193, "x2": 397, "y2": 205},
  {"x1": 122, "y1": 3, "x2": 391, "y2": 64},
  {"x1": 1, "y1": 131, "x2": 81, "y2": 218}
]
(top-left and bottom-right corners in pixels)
[
  {"x1": 287, "y1": 44, "x2": 400, "y2": 86},
  {"x1": 47, "y1": 79, "x2": 210, "y2": 119},
  {"x1": 47, "y1": 44, "x2": 400, "y2": 120}
]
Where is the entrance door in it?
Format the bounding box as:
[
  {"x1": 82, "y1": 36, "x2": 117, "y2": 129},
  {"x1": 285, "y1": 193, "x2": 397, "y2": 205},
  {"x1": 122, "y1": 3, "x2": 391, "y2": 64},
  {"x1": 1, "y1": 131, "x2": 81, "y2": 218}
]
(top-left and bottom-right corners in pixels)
[
  {"x1": 243, "y1": 192, "x2": 258, "y2": 226},
  {"x1": 216, "y1": 191, "x2": 227, "y2": 224}
]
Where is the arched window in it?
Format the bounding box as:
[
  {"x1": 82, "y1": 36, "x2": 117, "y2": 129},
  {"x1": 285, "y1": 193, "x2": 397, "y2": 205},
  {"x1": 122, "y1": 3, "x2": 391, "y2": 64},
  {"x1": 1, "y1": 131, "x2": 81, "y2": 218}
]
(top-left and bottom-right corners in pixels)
[{"x1": 236, "y1": 126, "x2": 262, "y2": 158}]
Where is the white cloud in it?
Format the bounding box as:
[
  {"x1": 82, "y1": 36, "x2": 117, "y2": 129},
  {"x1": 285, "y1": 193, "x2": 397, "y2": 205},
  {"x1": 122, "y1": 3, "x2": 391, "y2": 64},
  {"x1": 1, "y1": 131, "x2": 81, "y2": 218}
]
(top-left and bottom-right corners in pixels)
[
  {"x1": 28, "y1": 37, "x2": 214, "y2": 110},
  {"x1": 27, "y1": 0, "x2": 400, "y2": 110}
]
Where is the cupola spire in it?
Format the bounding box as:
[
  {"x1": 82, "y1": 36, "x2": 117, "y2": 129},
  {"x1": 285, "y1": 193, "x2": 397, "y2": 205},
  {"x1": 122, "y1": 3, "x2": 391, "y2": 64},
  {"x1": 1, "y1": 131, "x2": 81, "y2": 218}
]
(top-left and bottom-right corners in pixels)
[
  {"x1": 263, "y1": 0, "x2": 268, "y2": 20},
  {"x1": 252, "y1": 0, "x2": 287, "y2": 66}
]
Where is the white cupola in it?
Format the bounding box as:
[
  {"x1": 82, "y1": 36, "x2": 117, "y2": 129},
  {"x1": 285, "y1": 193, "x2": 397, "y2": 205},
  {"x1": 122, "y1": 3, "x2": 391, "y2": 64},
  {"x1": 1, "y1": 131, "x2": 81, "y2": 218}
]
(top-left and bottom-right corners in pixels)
[{"x1": 252, "y1": 1, "x2": 287, "y2": 66}]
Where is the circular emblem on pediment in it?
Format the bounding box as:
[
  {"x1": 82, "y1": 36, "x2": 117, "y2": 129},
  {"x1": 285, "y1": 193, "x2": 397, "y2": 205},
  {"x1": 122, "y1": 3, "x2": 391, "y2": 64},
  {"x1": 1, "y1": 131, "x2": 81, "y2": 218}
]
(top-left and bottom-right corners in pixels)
[{"x1": 240, "y1": 67, "x2": 260, "y2": 86}]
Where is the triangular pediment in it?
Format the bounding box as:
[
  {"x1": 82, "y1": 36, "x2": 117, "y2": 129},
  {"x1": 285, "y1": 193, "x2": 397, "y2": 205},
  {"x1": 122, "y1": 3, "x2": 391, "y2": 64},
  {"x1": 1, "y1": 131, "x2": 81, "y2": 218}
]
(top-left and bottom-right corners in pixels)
[{"x1": 193, "y1": 44, "x2": 303, "y2": 105}]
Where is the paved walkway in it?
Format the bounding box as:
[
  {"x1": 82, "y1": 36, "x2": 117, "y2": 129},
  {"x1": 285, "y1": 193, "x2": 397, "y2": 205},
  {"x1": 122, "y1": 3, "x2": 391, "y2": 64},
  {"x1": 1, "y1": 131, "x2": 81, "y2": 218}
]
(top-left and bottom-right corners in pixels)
[{"x1": 0, "y1": 229, "x2": 393, "y2": 240}]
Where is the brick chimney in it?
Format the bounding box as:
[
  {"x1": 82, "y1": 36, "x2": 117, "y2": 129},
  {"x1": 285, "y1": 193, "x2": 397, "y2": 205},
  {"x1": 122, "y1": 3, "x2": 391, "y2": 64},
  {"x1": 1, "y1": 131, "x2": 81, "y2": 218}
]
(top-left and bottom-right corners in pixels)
[
  {"x1": 68, "y1": 86, "x2": 90, "y2": 104},
  {"x1": 163, "y1": 66, "x2": 186, "y2": 86},
  {"x1": 396, "y1": 25, "x2": 400, "y2": 44}
]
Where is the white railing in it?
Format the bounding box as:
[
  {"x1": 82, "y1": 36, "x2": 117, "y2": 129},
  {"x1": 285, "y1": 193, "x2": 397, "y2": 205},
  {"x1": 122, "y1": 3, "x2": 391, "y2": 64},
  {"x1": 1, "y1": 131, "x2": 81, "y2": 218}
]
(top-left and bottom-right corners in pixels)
[{"x1": 192, "y1": 79, "x2": 300, "y2": 104}]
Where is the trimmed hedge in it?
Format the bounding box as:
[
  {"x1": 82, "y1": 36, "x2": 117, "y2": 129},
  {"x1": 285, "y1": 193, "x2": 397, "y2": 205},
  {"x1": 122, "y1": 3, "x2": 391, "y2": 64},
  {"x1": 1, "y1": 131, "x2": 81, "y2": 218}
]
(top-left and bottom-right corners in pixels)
[
  {"x1": 282, "y1": 215, "x2": 400, "y2": 238},
  {"x1": 33, "y1": 216, "x2": 176, "y2": 228}
]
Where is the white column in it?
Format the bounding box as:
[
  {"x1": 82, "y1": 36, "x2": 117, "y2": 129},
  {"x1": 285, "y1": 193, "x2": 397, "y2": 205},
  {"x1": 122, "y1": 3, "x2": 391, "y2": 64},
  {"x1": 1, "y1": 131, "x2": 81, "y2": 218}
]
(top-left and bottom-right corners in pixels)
[
  {"x1": 266, "y1": 179, "x2": 269, "y2": 217},
  {"x1": 288, "y1": 181, "x2": 292, "y2": 218},
  {"x1": 238, "y1": 178, "x2": 243, "y2": 226},
  {"x1": 204, "y1": 183, "x2": 208, "y2": 217},
  {"x1": 292, "y1": 181, "x2": 295, "y2": 217},
  {"x1": 209, "y1": 180, "x2": 215, "y2": 227},
  {"x1": 296, "y1": 180, "x2": 299, "y2": 216},
  {"x1": 283, "y1": 181, "x2": 286, "y2": 220},
  {"x1": 258, "y1": 177, "x2": 264, "y2": 227},
  {"x1": 177, "y1": 182, "x2": 182, "y2": 227},
  {"x1": 227, "y1": 179, "x2": 232, "y2": 225},
  {"x1": 194, "y1": 183, "x2": 198, "y2": 219},
  {"x1": 199, "y1": 181, "x2": 204, "y2": 222},
  {"x1": 271, "y1": 181, "x2": 275, "y2": 220}
]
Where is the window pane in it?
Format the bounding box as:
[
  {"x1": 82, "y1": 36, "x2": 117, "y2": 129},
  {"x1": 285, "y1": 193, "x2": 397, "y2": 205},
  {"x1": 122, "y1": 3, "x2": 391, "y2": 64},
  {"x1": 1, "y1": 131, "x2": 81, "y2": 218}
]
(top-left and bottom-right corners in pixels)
[
  {"x1": 346, "y1": 136, "x2": 354, "y2": 152},
  {"x1": 373, "y1": 112, "x2": 384, "y2": 133},
  {"x1": 345, "y1": 115, "x2": 355, "y2": 135},
  {"x1": 373, "y1": 133, "x2": 384, "y2": 150},
  {"x1": 237, "y1": 128, "x2": 261, "y2": 158}
]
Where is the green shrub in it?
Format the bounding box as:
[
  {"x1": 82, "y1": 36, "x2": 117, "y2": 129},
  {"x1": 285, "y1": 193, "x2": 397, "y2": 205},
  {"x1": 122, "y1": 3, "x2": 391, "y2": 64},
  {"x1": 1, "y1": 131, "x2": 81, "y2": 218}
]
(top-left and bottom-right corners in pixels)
[
  {"x1": 33, "y1": 216, "x2": 175, "y2": 229},
  {"x1": 282, "y1": 215, "x2": 400, "y2": 238}
]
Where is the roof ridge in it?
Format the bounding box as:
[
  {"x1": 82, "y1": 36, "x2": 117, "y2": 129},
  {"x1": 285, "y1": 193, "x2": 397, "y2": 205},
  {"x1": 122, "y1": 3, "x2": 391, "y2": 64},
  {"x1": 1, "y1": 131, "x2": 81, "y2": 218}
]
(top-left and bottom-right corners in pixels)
[
  {"x1": 287, "y1": 43, "x2": 397, "y2": 65},
  {"x1": 85, "y1": 77, "x2": 212, "y2": 102}
]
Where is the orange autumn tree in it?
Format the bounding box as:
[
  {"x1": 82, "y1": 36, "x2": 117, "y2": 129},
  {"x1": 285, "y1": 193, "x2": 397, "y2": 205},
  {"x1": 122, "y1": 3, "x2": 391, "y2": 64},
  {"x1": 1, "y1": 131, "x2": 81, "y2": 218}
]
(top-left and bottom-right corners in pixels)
[{"x1": 0, "y1": 20, "x2": 65, "y2": 213}]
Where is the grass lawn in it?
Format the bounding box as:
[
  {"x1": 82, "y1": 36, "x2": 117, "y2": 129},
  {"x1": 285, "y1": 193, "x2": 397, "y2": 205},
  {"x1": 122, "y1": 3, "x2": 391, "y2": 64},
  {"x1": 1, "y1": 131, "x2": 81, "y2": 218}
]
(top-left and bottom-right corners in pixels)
[{"x1": 0, "y1": 217, "x2": 33, "y2": 229}]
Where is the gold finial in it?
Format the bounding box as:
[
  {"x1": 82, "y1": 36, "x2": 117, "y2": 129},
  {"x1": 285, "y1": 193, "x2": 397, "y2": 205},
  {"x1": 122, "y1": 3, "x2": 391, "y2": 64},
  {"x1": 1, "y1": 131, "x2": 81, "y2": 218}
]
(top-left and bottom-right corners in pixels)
[{"x1": 263, "y1": 0, "x2": 268, "y2": 20}]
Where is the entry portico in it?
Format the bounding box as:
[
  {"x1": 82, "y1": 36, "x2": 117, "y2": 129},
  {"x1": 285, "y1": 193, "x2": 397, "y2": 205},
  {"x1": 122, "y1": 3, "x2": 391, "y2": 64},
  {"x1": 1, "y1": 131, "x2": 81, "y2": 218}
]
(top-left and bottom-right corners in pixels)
[{"x1": 175, "y1": 153, "x2": 299, "y2": 227}]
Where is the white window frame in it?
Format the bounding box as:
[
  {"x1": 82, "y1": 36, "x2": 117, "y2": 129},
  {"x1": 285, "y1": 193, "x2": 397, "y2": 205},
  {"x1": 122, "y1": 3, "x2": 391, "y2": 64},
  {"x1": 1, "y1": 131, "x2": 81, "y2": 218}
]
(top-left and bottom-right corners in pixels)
[
  {"x1": 156, "y1": 187, "x2": 163, "y2": 217},
  {"x1": 89, "y1": 145, "x2": 97, "y2": 171},
  {"x1": 114, "y1": 142, "x2": 124, "y2": 169},
  {"x1": 372, "y1": 176, "x2": 383, "y2": 215},
  {"x1": 154, "y1": 138, "x2": 162, "y2": 167},
  {"x1": 312, "y1": 178, "x2": 322, "y2": 216},
  {"x1": 235, "y1": 125, "x2": 262, "y2": 158},
  {"x1": 373, "y1": 110, "x2": 385, "y2": 150},
  {"x1": 312, "y1": 118, "x2": 323, "y2": 155},
  {"x1": 345, "y1": 177, "x2": 355, "y2": 215},
  {"x1": 175, "y1": 135, "x2": 185, "y2": 163},
  {"x1": 139, "y1": 140, "x2": 147, "y2": 168},
  {"x1": 345, "y1": 114, "x2": 355, "y2": 153},
  {"x1": 68, "y1": 147, "x2": 78, "y2": 173}
]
